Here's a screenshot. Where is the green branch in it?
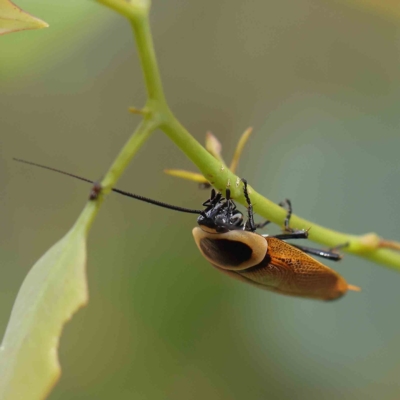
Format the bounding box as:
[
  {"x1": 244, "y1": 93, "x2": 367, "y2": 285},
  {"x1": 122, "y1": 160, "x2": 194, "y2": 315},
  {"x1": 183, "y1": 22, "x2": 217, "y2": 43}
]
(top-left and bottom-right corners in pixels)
[{"x1": 101, "y1": 118, "x2": 159, "y2": 191}]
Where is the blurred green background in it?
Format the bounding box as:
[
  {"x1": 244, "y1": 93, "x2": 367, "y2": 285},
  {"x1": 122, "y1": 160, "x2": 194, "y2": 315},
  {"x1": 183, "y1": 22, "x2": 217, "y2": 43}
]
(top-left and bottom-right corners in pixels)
[{"x1": 1, "y1": 0, "x2": 400, "y2": 399}]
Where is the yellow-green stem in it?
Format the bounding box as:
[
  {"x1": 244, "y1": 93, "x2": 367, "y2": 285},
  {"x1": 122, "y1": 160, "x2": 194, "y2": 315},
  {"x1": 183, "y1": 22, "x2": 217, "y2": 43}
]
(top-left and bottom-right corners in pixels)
[{"x1": 101, "y1": 118, "x2": 158, "y2": 191}]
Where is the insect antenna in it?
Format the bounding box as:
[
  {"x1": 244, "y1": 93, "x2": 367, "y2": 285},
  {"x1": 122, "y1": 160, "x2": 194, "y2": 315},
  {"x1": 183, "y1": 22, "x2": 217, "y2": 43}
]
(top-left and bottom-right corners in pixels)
[{"x1": 13, "y1": 158, "x2": 204, "y2": 215}]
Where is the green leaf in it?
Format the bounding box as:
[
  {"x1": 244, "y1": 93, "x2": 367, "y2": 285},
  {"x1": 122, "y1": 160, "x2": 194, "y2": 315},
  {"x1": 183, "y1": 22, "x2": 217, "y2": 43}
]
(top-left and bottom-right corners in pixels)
[
  {"x1": 0, "y1": 208, "x2": 91, "y2": 400},
  {"x1": 0, "y1": 0, "x2": 48, "y2": 35}
]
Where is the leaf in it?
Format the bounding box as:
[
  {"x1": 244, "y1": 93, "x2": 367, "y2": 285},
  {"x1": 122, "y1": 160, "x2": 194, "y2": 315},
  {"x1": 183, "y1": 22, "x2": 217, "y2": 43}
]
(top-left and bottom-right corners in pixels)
[
  {"x1": 0, "y1": 0, "x2": 48, "y2": 35},
  {"x1": 0, "y1": 212, "x2": 90, "y2": 400},
  {"x1": 229, "y1": 127, "x2": 253, "y2": 173}
]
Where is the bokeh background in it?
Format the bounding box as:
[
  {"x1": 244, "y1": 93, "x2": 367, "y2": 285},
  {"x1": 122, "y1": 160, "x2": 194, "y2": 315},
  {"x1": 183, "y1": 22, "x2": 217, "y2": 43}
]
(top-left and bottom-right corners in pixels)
[{"x1": 1, "y1": 0, "x2": 400, "y2": 399}]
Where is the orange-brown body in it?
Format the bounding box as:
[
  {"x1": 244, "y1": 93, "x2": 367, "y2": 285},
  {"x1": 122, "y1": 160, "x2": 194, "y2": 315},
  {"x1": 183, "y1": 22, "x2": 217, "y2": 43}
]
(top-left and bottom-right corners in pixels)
[{"x1": 193, "y1": 227, "x2": 357, "y2": 301}]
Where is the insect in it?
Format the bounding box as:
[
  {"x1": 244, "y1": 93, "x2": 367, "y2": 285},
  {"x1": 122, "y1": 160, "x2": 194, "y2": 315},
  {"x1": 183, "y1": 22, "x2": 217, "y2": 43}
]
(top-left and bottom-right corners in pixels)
[
  {"x1": 194, "y1": 180, "x2": 360, "y2": 300},
  {"x1": 14, "y1": 158, "x2": 359, "y2": 301}
]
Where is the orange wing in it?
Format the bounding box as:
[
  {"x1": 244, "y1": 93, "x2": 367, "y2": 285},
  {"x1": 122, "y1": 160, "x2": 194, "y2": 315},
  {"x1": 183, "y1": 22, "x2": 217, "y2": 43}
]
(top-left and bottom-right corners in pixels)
[{"x1": 213, "y1": 237, "x2": 359, "y2": 301}]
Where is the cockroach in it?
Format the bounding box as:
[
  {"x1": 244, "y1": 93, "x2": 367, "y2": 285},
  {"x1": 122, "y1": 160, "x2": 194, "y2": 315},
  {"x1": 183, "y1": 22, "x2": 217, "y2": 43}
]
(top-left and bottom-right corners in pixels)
[{"x1": 14, "y1": 158, "x2": 359, "y2": 301}]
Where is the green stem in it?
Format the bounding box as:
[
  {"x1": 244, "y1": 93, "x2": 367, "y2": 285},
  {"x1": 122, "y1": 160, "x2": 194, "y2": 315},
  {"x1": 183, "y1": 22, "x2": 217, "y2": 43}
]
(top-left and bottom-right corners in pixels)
[
  {"x1": 101, "y1": 118, "x2": 158, "y2": 191},
  {"x1": 74, "y1": 199, "x2": 101, "y2": 236},
  {"x1": 130, "y1": 18, "x2": 166, "y2": 103},
  {"x1": 162, "y1": 118, "x2": 230, "y2": 189},
  {"x1": 70, "y1": 118, "x2": 158, "y2": 238}
]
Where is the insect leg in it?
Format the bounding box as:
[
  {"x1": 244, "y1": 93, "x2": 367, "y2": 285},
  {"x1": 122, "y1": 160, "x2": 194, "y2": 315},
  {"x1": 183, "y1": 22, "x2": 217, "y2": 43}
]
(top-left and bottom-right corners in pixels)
[
  {"x1": 226, "y1": 188, "x2": 232, "y2": 215},
  {"x1": 279, "y1": 199, "x2": 292, "y2": 231},
  {"x1": 289, "y1": 244, "x2": 343, "y2": 261},
  {"x1": 240, "y1": 187, "x2": 304, "y2": 234},
  {"x1": 241, "y1": 179, "x2": 256, "y2": 232},
  {"x1": 269, "y1": 231, "x2": 309, "y2": 240},
  {"x1": 276, "y1": 198, "x2": 312, "y2": 238},
  {"x1": 329, "y1": 242, "x2": 350, "y2": 252},
  {"x1": 252, "y1": 200, "x2": 287, "y2": 230},
  {"x1": 251, "y1": 199, "x2": 289, "y2": 230},
  {"x1": 254, "y1": 220, "x2": 272, "y2": 229}
]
